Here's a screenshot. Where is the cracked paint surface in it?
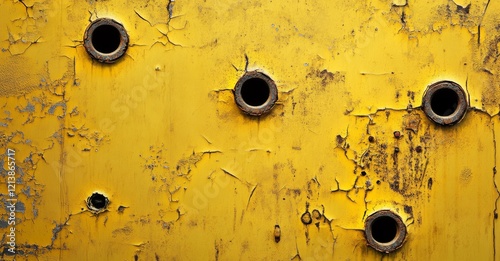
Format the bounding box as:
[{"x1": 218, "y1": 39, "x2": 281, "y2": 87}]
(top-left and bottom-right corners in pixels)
[{"x1": 1, "y1": 0, "x2": 500, "y2": 260}]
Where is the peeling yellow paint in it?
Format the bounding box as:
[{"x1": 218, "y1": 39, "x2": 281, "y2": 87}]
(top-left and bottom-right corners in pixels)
[{"x1": 1, "y1": 0, "x2": 500, "y2": 260}]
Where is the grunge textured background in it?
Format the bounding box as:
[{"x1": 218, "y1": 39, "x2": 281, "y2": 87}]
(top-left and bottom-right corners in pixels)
[{"x1": 1, "y1": 0, "x2": 500, "y2": 260}]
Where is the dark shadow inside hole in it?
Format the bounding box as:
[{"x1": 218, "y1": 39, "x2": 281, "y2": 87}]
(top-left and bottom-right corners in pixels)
[
  {"x1": 430, "y1": 88, "x2": 459, "y2": 116},
  {"x1": 92, "y1": 25, "x2": 121, "y2": 54},
  {"x1": 241, "y1": 78, "x2": 270, "y2": 106},
  {"x1": 89, "y1": 193, "x2": 107, "y2": 209},
  {"x1": 371, "y1": 216, "x2": 398, "y2": 243}
]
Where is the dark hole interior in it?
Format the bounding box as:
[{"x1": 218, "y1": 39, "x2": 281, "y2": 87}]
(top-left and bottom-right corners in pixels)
[
  {"x1": 430, "y1": 88, "x2": 459, "y2": 117},
  {"x1": 89, "y1": 193, "x2": 107, "y2": 209},
  {"x1": 241, "y1": 78, "x2": 270, "y2": 106},
  {"x1": 91, "y1": 25, "x2": 121, "y2": 54},
  {"x1": 371, "y1": 216, "x2": 398, "y2": 243}
]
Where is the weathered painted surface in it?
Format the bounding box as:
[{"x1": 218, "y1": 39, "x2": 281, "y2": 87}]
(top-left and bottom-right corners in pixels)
[{"x1": 1, "y1": 0, "x2": 500, "y2": 260}]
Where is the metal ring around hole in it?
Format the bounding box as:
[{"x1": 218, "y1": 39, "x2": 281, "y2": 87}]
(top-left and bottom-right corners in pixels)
[
  {"x1": 84, "y1": 18, "x2": 129, "y2": 63},
  {"x1": 234, "y1": 71, "x2": 278, "y2": 116},
  {"x1": 422, "y1": 81, "x2": 468, "y2": 126},
  {"x1": 364, "y1": 210, "x2": 407, "y2": 253}
]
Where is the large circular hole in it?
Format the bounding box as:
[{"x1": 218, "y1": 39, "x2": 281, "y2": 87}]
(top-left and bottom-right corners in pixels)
[
  {"x1": 422, "y1": 81, "x2": 468, "y2": 126},
  {"x1": 364, "y1": 210, "x2": 407, "y2": 253},
  {"x1": 241, "y1": 78, "x2": 271, "y2": 106},
  {"x1": 234, "y1": 71, "x2": 278, "y2": 116},
  {"x1": 371, "y1": 216, "x2": 398, "y2": 243},
  {"x1": 430, "y1": 88, "x2": 459, "y2": 116},
  {"x1": 84, "y1": 18, "x2": 129, "y2": 63},
  {"x1": 87, "y1": 192, "x2": 109, "y2": 213},
  {"x1": 91, "y1": 24, "x2": 121, "y2": 54}
]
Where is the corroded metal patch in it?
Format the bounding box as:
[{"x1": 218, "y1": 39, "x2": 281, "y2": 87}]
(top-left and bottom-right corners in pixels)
[
  {"x1": 83, "y1": 18, "x2": 129, "y2": 63},
  {"x1": 422, "y1": 81, "x2": 468, "y2": 126},
  {"x1": 234, "y1": 71, "x2": 278, "y2": 116},
  {"x1": 364, "y1": 210, "x2": 407, "y2": 253}
]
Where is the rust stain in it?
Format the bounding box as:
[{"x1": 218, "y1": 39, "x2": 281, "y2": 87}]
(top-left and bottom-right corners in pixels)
[{"x1": 403, "y1": 113, "x2": 421, "y2": 133}]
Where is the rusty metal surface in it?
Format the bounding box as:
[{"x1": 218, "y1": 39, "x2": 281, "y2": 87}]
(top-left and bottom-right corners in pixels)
[{"x1": 0, "y1": 0, "x2": 500, "y2": 260}]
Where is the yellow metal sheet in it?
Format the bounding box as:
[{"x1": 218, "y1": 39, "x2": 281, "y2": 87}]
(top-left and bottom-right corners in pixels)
[{"x1": 1, "y1": 0, "x2": 500, "y2": 260}]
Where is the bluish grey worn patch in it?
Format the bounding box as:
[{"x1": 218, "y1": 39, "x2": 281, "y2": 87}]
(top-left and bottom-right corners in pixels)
[
  {"x1": 22, "y1": 186, "x2": 31, "y2": 197},
  {"x1": 52, "y1": 131, "x2": 63, "y2": 144},
  {"x1": 16, "y1": 165, "x2": 25, "y2": 178},
  {"x1": 0, "y1": 159, "x2": 4, "y2": 177},
  {"x1": 3, "y1": 200, "x2": 25, "y2": 213},
  {"x1": 48, "y1": 102, "x2": 67, "y2": 115},
  {"x1": 52, "y1": 222, "x2": 65, "y2": 242},
  {"x1": 33, "y1": 205, "x2": 38, "y2": 218},
  {"x1": 32, "y1": 97, "x2": 46, "y2": 110},
  {"x1": 20, "y1": 102, "x2": 35, "y2": 113},
  {"x1": 16, "y1": 201, "x2": 25, "y2": 213},
  {"x1": 0, "y1": 122, "x2": 7, "y2": 127},
  {"x1": 25, "y1": 139, "x2": 32, "y2": 144},
  {"x1": 0, "y1": 220, "x2": 8, "y2": 228}
]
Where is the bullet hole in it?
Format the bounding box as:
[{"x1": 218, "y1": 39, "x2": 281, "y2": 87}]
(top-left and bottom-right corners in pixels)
[
  {"x1": 415, "y1": 146, "x2": 422, "y2": 153},
  {"x1": 301, "y1": 212, "x2": 312, "y2": 225},
  {"x1": 274, "y1": 225, "x2": 281, "y2": 243},
  {"x1": 234, "y1": 71, "x2": 278, "y2": 116},
  {"x1": 431, "y1": 88, "x2": 458, "y2": 116},
  {"x1": 368, "y1": 136, "x2": 375, "y2": 143},
  {"x1": 372, "y1": 216, "x2": 397, "y2": 243},
  {"x1": 422, "y1": 81, "x2": 468, "y2": 125},
  {"x1": 361, "y1": 171, "x2": 367, "y2": 176},
  {"x1": 84, "y1": 18, "x2": 129, "y2": 63},
  {"x1": 312, "y1": 209, "x2": 322, "y2": 220},
  {"x1": 92, "y1": 25, "x2": 121, "y2": 53},
  {"x1": 393, "y1": 131, "x2": 401, "y2": 139},
  {"x1": 241, "y1": 78, "x2": 270, "y2": 106},
  {"x1": 394, "y1": 147, "x2": 400, "y2": 153},
  {"x1": 87, "y1": 192, "x2": 109, "y2": 213},
  {"x1": 376, "y1": 180, "x2": 381, "y2": 185},
  {"x1": 365, "y1": 210, "x2": 407, "y2": 253}
]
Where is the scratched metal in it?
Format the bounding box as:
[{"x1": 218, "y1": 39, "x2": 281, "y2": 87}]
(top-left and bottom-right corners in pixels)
[{"x1": 1, "y1": 0, "x2": 500, "y2": 260}]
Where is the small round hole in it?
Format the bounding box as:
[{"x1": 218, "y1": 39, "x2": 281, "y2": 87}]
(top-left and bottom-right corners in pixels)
[
  {"x1": 91, "y1": 25, "x2": 121, "y2": 54},
  {"x1": 84, "y1": 18, "x2": 129, "y2": 63},
  {"x1": 234, "y1": 71, "x2": 278, "y2": 116},
  {"x1": 87, "y1": 192, "x2": 109, "y2": 213},
  {"x1": 241, "y1": 78, "x2": 271, "y2": 106},
  {"x1": 365, "y1": 210, "x2": 407, "y2": 253},
  {"x1": 371, "y1": 216, "x2": 398, "y2": 243},
  {"x1": 422, "y1": 81, "x2": 468, "y2": 126},
  {"x1": 430, "y1": 88, "x2": 459, "y2": 116}
]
